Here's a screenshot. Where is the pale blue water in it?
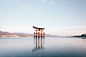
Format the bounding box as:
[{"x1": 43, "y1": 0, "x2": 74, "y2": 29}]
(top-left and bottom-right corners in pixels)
[{"x1": 0, "y1": 37, "x2": 86, "y2": 57}]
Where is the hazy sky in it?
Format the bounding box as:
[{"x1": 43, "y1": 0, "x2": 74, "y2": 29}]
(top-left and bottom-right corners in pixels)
[{"x1": 0, "y1": 0, "x2": 86, "y2": 36}]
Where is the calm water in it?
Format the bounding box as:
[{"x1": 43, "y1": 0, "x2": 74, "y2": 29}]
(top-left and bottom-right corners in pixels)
[{"x1": 0, "y1": 37, "x2": 86, "y2": 57}]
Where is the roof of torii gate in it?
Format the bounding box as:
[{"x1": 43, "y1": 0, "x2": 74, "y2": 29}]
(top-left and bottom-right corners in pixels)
[{"x1": 33, "y1": 26, "x2": 45, "y2": 31}]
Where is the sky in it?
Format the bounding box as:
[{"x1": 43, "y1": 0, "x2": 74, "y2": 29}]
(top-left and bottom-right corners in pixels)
[{"x1": 0, "y1": 0, "x2": 86, "y2": 36}]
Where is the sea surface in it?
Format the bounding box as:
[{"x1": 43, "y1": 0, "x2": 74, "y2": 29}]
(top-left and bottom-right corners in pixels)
[{"x1": 0, "y1": 37, "x2": 86, "y2": 57}]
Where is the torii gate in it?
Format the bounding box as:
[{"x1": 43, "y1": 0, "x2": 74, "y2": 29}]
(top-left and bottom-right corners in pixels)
[{"x1": 33, "y1": 26, "x2": 45, "y2": 38}]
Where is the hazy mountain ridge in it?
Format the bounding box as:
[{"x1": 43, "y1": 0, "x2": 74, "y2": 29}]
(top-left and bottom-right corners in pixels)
[
  {"x1": 0, "y1": 31, "x2": 14, "y2": 35},
  {"x1": 73, "y1": 34, "x2": 86, "y2": 37},
  {"x1": 0, "y1": 31, "x2": 59, "y2": 37},
  {"x1": 13, "y1": 33, "x2": 59, "y2": 37},
  {"x1": 13, "y1": 33, "x2": 33, "y2": 36}
]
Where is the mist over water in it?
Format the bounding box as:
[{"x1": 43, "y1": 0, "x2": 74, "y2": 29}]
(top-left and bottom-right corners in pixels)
[{"x1": 0, "y1": 37, "x2": 86, "y2": 57}]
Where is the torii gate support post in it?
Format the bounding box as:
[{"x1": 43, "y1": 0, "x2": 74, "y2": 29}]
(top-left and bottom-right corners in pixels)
[
  {"x1": 43, "y1": 32, "x2": 45, "y2": 38},
  {"x1": 34, "y1": 28, "x2": 39, "y2": 38},
  {"x1": 40, "y1": 29, "x2": 45, "y2": 38},
  {"x1": 38, "y1": 32, "x2": 40, "y2": 38}
]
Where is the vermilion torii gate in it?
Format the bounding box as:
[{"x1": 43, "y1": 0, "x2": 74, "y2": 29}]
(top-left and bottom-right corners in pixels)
[{"x1": 33, "y1": 26, "x2": 45, "y2": 38}]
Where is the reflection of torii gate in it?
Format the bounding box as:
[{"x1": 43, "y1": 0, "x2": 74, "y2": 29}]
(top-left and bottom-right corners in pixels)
[
  {"x1": 33, "y1": 26, "x2": 45, "y2": 38},
  {"x1": 32, "y1": 38, "x2": 44, "y2": 52}
]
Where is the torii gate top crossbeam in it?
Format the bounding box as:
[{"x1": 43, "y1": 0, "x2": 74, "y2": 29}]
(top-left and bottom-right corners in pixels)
[{"x1": 33, "y1": 26, "x2": 45, "y2": 31}]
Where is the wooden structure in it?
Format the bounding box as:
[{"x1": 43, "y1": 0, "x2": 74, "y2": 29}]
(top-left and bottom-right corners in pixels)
[{"x1": 33, "y1": 26, "x2": 45, "y2": 38}]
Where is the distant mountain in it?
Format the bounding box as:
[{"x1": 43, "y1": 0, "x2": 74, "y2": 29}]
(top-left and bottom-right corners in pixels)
[
  {"x1": 45, "y1": 34, "x2": 59, "y2": 37},
  {"x1": 13, "y1": 33, "x2": 59, "y2": 37},
  {"x1": 0, "y1": 31, "x2": 14, "y2": 35},
  {"x1": 73, "y1": 34, "x2": 86, "y2": 37},
  {"x1": 0, "y1": 31, "x2": 60, "y2": 37},
  {"x1": 12, "y1": 33, "x2": 33, "y2": 36}
]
